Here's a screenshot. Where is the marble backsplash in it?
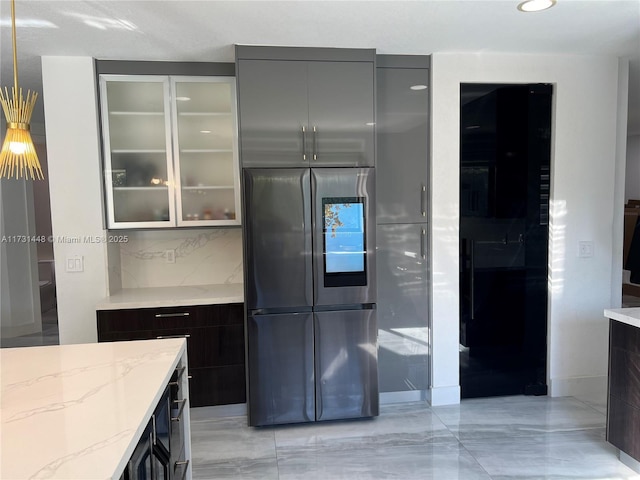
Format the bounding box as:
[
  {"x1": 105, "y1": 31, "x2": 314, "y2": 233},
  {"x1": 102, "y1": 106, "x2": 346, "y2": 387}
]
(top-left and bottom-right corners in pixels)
[{"x1": 119, "y1": 228, "x2": 243, "y2": 288}]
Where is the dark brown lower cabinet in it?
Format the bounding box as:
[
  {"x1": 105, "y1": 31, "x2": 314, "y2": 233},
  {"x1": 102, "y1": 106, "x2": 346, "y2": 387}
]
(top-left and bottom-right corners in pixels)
[
  {"x1": 97, "y1": 303, "x2": 245, "y2": 407},
  {"x1": 607, "y1": 319, "x2": 640, "y2": 461}
]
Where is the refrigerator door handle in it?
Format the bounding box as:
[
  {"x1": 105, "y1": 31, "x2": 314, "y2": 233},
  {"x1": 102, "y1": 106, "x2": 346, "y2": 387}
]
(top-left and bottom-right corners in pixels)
[
  {"x1": 421, "y1": 184, "x2": 427, "y2": 217},
  {"x1": 421, "y1": 228, "x2": 426, "y2": 260}
]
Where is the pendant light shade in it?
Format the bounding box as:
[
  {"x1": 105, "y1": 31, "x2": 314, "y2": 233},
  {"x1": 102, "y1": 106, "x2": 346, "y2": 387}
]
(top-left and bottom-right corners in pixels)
[{"x1": 0, "y1": 0, "x2": 43, "y2": 180}]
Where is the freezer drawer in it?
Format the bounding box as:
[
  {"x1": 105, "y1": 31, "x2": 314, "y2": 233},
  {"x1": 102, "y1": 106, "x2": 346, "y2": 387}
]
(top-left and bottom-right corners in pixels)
[
  {"x1": 314, "y1": 308, "x2": 379, "y2": 421},
  {"x1": 247, "y1": 312, "x2": 315, "y2": 426},
  {"x1": 243, "y1": 169, "x2": 313, "y2": 310}
]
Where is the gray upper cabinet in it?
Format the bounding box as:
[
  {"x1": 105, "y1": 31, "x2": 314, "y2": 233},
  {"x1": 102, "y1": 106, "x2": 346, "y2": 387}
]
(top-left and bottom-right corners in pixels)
[
  {"x1": 236, "y1": 46, "x2": 375, "y2": 168},
  {"x1": 306, "y1": 61, "x2": 374, "y2": 167},
  {"x1": 237, "y1": 60, "x2": 309, "y2": 167},
  {"x1": 376, "y1": 63, "x2": 429, "y2": 224}
]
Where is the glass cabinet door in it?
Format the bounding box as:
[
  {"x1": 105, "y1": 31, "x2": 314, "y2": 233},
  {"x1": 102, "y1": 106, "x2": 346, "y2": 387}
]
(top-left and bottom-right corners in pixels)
[
  {"x1": 100, "y1": 76, "x2": 175, "y2": 228},
  {"x1": 171, "y1": 77, "x2": 241, "y2": 226}
]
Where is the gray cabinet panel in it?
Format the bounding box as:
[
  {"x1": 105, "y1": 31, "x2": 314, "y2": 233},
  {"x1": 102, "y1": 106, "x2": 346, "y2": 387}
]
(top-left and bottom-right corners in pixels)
[
  {"x1": 243, "y1": 169, "x2": 312, "y2": 310},
  {"x1": 247, "y1": 312, "x2": 315, "y2": 426},
  {"x1": 376, "y1": 67, "x2": 429, "y2": 224},
  {"x1": 237, "y1": 60, "x2": 309, "y2": 167},
  {"x1": 314, "y1": 309, "x2": 378, "y2": 421},
  {"x1": 376, "y1": 224, "x2": 429, "y2": 392},
  {"x1": 307, "y1": 61, "x2": 375, "y2": 167}
]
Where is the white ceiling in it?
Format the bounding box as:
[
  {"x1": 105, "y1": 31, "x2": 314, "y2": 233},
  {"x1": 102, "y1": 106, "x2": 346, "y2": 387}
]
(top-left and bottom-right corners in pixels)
[{"x1": 1, "y1": 0, "x2": 639, "y2": 136}]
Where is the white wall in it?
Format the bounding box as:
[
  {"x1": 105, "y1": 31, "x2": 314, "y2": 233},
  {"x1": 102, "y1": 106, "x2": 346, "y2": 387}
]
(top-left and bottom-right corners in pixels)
[
  {"x1": 430, "y1": 53, "x2": 625, "y2": 402},
  {"x1": 626, "y1": 135, "x2": 640, "y2": 202},
  {"x1": 41, "y1": 56, "x2": 109, "y2": 345}
]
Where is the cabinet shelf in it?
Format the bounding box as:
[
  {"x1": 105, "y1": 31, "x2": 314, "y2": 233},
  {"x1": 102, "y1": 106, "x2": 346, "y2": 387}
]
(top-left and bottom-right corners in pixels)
[
  {"x1": 178, "y1": 112, "x2": 231, "y2": 117},
  {"x1": 111, "y1": 149, "x2": 166, "y2": 154},
  {"x1": 110, "y1": 111, "x2": 164, "y2": 116},
  {"x1": 113, "y1": 186, "x2": 169, "y2": 192},
  {"x1": 180, "y1": 149, "x2": 233, "y2": 154},
  {"x1": 182, "y1": 185, "x2": 233, "y2": 191}
]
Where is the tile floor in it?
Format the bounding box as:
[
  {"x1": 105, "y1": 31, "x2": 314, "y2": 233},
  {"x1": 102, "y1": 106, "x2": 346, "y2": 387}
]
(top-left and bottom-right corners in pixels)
[{"x1": 189, "y1": 393, "x2": 640, "y2": 480}]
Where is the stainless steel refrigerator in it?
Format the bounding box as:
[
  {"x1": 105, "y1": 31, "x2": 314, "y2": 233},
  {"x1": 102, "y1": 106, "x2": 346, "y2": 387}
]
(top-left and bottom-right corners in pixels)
[{"x1": 243, "y1": 167, "x2": 378, "y2": 426}]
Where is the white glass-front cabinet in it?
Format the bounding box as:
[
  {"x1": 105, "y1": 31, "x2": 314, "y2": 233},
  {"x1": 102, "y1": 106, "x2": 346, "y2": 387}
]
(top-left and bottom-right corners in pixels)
[{"x1": 100, "y1": 75, "x2": 241, "y2": 229}]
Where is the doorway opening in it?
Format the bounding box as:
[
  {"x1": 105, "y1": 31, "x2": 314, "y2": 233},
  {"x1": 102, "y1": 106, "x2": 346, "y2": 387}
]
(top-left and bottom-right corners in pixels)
[{"x1": 459, "y1": 83, "x2": 552, "y2": 398}]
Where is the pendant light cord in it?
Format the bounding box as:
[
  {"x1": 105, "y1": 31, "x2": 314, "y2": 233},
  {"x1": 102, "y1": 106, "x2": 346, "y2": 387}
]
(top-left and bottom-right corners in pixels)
[{"x1": 11, "y1": 0, "x2": 18, "y2": 92}]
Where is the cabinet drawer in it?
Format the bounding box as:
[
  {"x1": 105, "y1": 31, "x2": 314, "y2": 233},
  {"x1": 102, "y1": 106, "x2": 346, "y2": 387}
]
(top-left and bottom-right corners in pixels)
[
  {"x1": 97, "y1": 306, "x2": 199, "y2": 334},
  {"x1": 97, "y1": 303, "x2": 244, "y2": 334},
  {"x1": 610, "y1": 319, "x2": 640, "y2": 356}
]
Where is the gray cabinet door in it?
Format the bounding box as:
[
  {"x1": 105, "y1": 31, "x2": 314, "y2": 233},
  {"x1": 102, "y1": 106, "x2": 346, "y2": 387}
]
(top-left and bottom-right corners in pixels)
[
  {"x1": 308, "y1": 61, "x2": 375, "y2": 167},
  {"x1": 376, "y1": 223, "x2": 429, "y2": 393},
  {"x1": 376, "y1": 67, "x2": 429, "y2": 224},
  {"x1": 314, "y1": 308, "x2": 378, "y2": 421},
  {"x1": 247, "y1": 312, "x2": 315, "y2": 426},
  {"x1": 243, "y1": 169, "x2": 312, "y2": 310},
  {"x1": 237, "y1": 60, "x2": 309, "y2": 167}
]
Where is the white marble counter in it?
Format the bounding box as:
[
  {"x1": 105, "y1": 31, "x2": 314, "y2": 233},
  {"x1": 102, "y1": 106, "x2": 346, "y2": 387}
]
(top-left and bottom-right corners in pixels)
[
  {"x1": 0, "y1": 339, "x2": 187, "y2": 480},
  {"x1": 96, "y1": 283, "x2": 244, "y2": 310},
  {"x1": 604, "y1": 307, "x2": 640, "y2": 329}
]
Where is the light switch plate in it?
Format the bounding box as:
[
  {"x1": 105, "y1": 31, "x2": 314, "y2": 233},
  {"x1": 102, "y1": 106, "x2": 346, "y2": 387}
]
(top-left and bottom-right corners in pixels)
[
  {"x1": 66, "y1": 255, "x2": 84, "y2": 272},
  {"x1": 166, "y1": 249, "x2": 176, "y2": 264}
]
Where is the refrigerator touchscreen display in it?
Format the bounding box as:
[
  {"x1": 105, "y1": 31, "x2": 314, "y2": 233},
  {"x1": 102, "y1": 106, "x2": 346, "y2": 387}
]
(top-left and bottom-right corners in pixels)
[{"x1": 322, "y1": 197, "x2": 367, "y2": 287}]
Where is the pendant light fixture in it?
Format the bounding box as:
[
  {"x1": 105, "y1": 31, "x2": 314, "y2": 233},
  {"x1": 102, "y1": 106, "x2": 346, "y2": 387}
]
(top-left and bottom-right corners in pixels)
[{"x1": 0, "y1": 0, "x2": 43, "y2": 180}]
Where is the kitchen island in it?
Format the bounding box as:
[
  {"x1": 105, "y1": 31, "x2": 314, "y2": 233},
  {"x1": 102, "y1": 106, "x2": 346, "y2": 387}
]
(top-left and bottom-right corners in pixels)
[
  {"x1": 0, "y1": 338, "x2": 191, "y2": 480},
  {"x1": 604, "y1": 307, "x2": 640, "y2": 473}
]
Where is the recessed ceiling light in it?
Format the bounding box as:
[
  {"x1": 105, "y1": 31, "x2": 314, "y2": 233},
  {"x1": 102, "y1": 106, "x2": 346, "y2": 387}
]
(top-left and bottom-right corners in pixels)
[
  {"x1": 365, "y1": 122, "x2": 376, "y2": 126},
  {"x1": 410, "y1": 85, "x2": 428, "y2": 91},
  {"x1": 517, "y1": 0, "x2": 556, "y2": 12},
  {"x1": 176, "y1": 96, "x2": 191, "y2": 101},
  {"x1": 200, "y1": 130, "x2": 212, "y2": 134}
]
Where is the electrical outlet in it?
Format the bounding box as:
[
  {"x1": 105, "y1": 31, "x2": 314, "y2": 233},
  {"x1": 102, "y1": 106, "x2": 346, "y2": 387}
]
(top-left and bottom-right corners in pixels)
[
  {"x1": 578, "y1": 241, "x2": 594, "y2": 258},
  {"x1": 166, "y1": 249, "x2": 176, "y2": 264}
]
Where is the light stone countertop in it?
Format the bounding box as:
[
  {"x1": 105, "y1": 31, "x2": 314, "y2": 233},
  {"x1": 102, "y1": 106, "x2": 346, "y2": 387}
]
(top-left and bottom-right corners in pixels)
[
  {"x1": 0, "y1": 338, "x2": 187, "y2": 480},
  {"x1": 96, "y1": 283, "x2": 244, "y2": 310},
  {"x1": 604, "y1": 307, "x2": 640, "y2": 329}
]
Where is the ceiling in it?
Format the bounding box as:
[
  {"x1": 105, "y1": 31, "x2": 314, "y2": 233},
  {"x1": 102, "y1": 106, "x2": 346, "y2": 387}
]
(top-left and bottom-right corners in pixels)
[{"x1": 1, "y1": 0, "x2": 639, "y2": 139}]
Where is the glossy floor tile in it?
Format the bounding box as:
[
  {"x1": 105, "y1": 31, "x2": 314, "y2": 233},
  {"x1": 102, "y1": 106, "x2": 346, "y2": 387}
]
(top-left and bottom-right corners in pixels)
[{"x1": 190, "y1": 395, "x2": 640, "y2": 480}]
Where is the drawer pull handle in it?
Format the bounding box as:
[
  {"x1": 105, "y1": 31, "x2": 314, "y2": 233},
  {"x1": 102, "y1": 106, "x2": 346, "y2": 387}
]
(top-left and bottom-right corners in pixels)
[
  {"x1": 175, "y1": 460, "x2": 190, "y2": 480},
  {"x1": 155, "y1": 312, "x2": 190, "y2": 318},
  {"x1": 156, "y1": 334, "x2": 191, "y2": 339},
  {"x1": 169, "y1": 366, "x2": 187, "y2": 386},
  {"x1": 171, "y1": 399, "x2": 187, "y2": 421}
]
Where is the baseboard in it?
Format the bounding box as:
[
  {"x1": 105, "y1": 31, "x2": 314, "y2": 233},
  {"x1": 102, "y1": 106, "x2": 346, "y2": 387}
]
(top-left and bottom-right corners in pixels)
[
  {"x1": 549, "y1": 375, "x2": 607, "y2": 398},
  {"x1": 380, "y1": 390, "x2": 428, "y2": 405},
  {"x1": 619, "y1": 451, "x2": 640, "y2": 474},
  {"x1": 428, "y1": 385, "x2": 461, "y2": 406}
]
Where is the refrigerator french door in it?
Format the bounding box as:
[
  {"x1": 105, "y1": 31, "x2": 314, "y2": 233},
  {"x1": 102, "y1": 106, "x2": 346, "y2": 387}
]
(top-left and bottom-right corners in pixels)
[{"x1": 243, "y1": 168, "x2": 378, "y2": 426}]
